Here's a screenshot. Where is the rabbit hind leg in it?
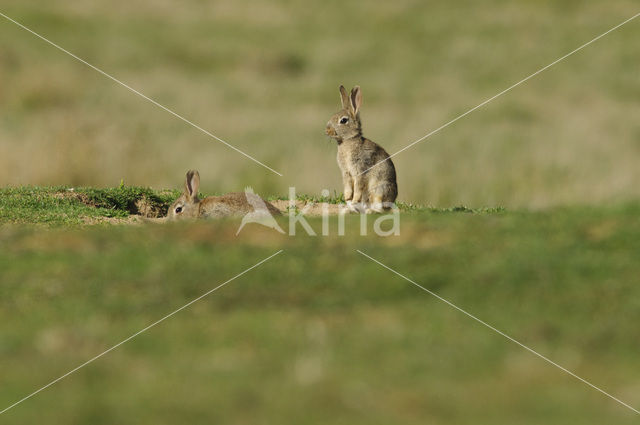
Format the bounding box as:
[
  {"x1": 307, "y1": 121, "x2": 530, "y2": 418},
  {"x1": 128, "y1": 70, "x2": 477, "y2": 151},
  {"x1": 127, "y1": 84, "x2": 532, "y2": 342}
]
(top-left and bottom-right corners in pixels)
[{"x1": 366, "y1": 183, "x2": 384, "y2": 214}]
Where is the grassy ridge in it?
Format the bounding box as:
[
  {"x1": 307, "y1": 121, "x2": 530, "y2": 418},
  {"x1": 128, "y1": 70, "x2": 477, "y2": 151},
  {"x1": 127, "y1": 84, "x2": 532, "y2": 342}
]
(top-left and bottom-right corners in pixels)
[
  {"x1": 0, "y1": 204, "x2": 639, "y2": 423},
  {"x1": 0, "y1": 186, "x2": 506, "y2": 225},
  {"x1": 0, "y1": 186, "x2": 180, "y2": 225}
]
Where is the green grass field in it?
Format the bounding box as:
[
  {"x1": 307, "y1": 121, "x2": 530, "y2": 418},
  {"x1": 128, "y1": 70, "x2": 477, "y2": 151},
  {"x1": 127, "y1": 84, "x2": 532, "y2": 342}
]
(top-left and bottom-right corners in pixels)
[{"x1": 1, "y1": 193, "x2": 639, "y2": 423}]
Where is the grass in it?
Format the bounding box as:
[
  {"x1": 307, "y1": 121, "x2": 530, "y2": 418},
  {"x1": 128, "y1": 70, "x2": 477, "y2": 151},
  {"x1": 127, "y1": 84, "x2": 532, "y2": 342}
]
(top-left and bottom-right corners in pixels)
[
  {"x1": 0, "y1": 186, "x2": 180, "y2": 225},
  {"x1": 0, "y1": 185, "x2": 507, "y2": 225},
  {"x1": 0, "y1": 203, "x2": 639, "y2": 424}
]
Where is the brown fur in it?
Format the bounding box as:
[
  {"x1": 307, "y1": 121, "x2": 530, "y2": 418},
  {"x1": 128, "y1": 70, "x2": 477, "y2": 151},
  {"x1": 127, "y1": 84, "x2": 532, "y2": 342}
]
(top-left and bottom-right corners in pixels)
[
  {"x1": 167, "y1": 170, "x2": 281, "y2": 219},
  {"x1": 326, "y1": 85, "x2": 398, "y2": 213}
]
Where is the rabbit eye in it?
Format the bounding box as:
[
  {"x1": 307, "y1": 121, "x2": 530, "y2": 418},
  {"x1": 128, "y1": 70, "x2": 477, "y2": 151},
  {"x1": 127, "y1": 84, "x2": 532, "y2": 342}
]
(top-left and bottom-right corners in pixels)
[
  {"x1": 339, "y1": 117, "x2": 349, "y2": 124},
  {"x1": 175, "y1": 206, "x2": 183, "y2": 213}
]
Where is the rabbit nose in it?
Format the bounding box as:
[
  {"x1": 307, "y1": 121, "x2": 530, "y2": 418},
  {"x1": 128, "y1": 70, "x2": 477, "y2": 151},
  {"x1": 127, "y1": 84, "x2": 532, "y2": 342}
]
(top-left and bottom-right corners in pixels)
[{"x1": 326, "y1": 124, "x2": 335, "y2": 136}]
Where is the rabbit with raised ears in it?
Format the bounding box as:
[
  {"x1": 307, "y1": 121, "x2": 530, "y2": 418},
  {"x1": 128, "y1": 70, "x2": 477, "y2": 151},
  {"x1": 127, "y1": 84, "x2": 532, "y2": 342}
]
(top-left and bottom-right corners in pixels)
[
  {"x1": 325, "y1": 85, "x2": 397, "y2": 213},
  {"x1": 167, "y1": 170, "x2": 281, "y2": 220}
]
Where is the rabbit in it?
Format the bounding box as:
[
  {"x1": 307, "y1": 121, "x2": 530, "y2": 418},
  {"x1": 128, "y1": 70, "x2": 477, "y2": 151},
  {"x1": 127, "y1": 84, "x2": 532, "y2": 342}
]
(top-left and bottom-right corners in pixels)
[
  {"x1": 167, "y1": 170, "x2": 282, "y2": 220},
  {"x1": 325, "y1": 85, "x2": 397, "y2": 213}
]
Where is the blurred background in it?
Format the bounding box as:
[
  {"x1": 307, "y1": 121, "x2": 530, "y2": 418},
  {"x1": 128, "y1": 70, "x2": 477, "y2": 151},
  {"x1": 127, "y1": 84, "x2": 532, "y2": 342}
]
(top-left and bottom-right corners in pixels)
[
  {"x1": 2, "y1": 211, "x2": 640, "y2": 424},
  {"x1": 1, "y1": 0, "x2": 638, "y2": 208}
]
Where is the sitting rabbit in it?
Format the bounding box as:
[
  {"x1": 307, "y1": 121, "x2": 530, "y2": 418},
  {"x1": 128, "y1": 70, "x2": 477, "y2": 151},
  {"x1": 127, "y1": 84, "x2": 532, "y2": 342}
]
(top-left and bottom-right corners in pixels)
[{"x1": 325, "y1": 85, "x2": 397, "y2": 213}]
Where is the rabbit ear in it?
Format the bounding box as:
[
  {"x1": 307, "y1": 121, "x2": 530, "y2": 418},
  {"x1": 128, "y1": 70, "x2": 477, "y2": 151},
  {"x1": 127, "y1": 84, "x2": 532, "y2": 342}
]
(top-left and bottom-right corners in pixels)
[
  {"x1": 339, "y1": 85, "x2": 351, "y2": 111},
  {"x1": 184, "y1": 170, "x2": 200, "y2": 200},
  {"x1": 350, "y1": 86, "x2": 362, "y2": 115}
]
